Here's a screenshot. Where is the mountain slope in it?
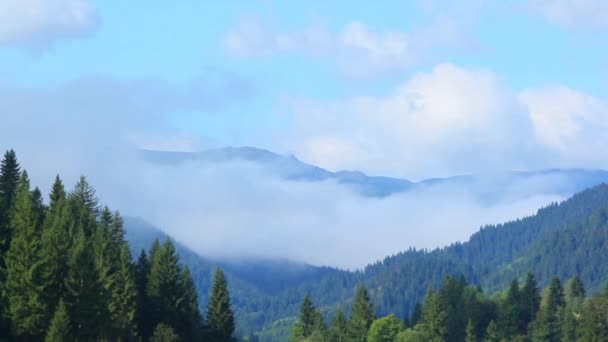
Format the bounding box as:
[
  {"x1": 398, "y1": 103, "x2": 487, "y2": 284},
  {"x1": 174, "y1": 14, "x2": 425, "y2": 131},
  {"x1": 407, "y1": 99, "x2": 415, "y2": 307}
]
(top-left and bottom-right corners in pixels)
[
  {"x1": 140, "y1": 146, "x2": 608, "y2": 200},
  {"x1": 124, "y1": 182, "x2": 608, "y2": 340}
]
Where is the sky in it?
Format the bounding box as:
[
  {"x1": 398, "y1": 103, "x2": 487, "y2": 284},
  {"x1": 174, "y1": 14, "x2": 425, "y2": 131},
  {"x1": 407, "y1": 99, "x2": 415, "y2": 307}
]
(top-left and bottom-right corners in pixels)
[{"x1": 1, "y1": 0, "x2": 608, "y2": 267}]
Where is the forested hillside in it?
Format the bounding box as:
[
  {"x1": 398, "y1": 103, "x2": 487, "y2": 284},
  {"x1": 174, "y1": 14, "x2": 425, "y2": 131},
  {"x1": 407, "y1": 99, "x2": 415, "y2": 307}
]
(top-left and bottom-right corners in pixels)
[
  {"x1": 0, "y1": 150, "x2": 237, "y2": 341},
  {"x1": 289, "y1": 274, "x2": 608, "y2": 341}
]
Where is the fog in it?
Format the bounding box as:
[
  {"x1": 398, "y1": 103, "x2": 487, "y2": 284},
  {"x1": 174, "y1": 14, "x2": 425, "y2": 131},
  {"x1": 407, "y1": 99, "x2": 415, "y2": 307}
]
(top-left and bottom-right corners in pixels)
[{"x1": 0, "y1": 79, "x2": 567, "y2": 269}]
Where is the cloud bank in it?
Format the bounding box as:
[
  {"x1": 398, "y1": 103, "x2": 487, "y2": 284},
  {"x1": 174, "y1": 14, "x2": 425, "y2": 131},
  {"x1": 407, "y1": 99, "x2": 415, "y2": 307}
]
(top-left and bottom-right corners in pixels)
[
  {"x1": 279, "y1": 63, "x2": 608, "y2": 179},
  {"x1": 529, "y1": 0, "x2": 608, "y2": 28}
]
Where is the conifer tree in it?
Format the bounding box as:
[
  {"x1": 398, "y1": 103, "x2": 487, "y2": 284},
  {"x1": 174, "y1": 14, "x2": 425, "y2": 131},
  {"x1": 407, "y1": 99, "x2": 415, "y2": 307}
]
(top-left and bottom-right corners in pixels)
[
  {"x1": 520, "y1": 273, "x2": 540, "y2": 333},
  {"x1": 151, "y1": 323, "x2": 179, "y2": 342},
  {"x1": 177, "y1": 266, "x2": 202, "y2": 340},
  {"x1": 423, "y1": 288, "x2": 447, "y2": 342},
  {"x1": 135, "y1": 249, "x2": 153, "y2": 339},
  {"x1": 41, "y1": 188, "x2": 72, "y2": 311},
  {"x1": 0, "y1": 149, "x2": 20, "y2": 259},
  {"x1": 4, "y1": 171, "x2": 50, "y2": 338},
  {"x1": 501, "y1": 279, "x2": 521, "y2": 338},
  {"x1": 483, "y1": 320, "x2": 499, "y2": 342},
  {"x1": 294, "y1": 295, "x2": 317, "y2": 338},
  {"x1": 68, "y1": 176, "x2": 98, "y2": 236},
  {"x1": 30, "y1": 186, "x2": 46, "y2": 231},
  {"x1": 109, "y1": 243, "x2": 138, "y2": 339},
  {"x1": 207, "y1": 267, "x2": 235, "y2": 341},
  {"x1": 348, "y1": 285, "x2": 375, "y2": 342},
  {"x1": 45, "y1": 299, "x2": 71, "y2": 342},
  {"x1": 565, "y1": 276, "x2": 586, "y2": 302},
  {"x1": 64, "y1": 231, "x2": 107, "y2": 340},
  {"x1": 465, "y1": 319, "x2": 476, "y2": 342},
  {"x1": 329, "y1": 308, "x2": 348, "y2": 342}
]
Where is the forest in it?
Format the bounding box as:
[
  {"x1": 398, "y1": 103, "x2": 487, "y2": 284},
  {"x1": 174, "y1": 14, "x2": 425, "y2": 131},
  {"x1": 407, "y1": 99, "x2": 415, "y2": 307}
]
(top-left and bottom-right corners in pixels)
[
  {"x1": 2, "y1": 148, "x2": 608, "y2": 342},
  {"x1": 0, "y1": 150, "x2": 236, "y2": 341},
  {"x1": 289, "y1": 274, "x2": 608, "y2": 341}
]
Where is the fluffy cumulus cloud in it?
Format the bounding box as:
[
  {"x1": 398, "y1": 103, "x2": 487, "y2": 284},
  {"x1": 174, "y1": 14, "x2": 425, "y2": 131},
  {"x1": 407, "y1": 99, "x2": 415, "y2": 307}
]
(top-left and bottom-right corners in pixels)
[
  {"x1": 0, "y1": 0, "x2": 98, "y2": 49},
  {"x1": 529, "y1": 0, "x2": 608, "y2": 28},
  {"x1": 223, "y1": 18, "x2": 469, "y2": 78},
  {"x1": 278, "y1": 63, "x2": 608, "y2": 178}
]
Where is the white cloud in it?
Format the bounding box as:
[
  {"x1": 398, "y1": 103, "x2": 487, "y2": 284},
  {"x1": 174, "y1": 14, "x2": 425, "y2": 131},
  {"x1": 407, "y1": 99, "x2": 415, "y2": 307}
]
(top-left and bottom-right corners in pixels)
[
  {"x1": 223, "y1": 18, "x2": 469, "y2": 78},
  {"x1": 0, "y1": 0, "x2": 98, "y2": 49},
  {"x1": 278, "y1": 63, "x2": 608, "y2": 178},
  {"x1": 520, "y1": 86, "x2": 608, "y2": 165},
  {"x1": 529, "y1": 0, "x2": 608, "y2": 28}
]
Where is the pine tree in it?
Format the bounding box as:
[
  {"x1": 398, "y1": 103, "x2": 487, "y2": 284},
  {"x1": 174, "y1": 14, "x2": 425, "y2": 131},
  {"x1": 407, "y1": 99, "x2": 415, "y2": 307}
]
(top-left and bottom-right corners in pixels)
[
  {"x1": 135, "y1": 249, "x2": 153, "y2": 339},
  {"x1": 565, "y1": 276, "x2": 586, "y2": 302},
  {"x1": 148, "y1": 239, "x2": 182, "y2": 330},
  {"x1": 4, "y1": 171, "x2": 50, "y2": 338},
  {"x1": 465, "y1": 319, "x2": 476, "y2": 342},
  {"x1": 520, "y1": 273, "x2": 541, "y2": 333},
  {"x1": 348, "y1": 285, "x2": 375, "y2": 342},
  {"x1": 501, "y1": 279, "x2": 521, "y2": 338},
  {"x1": 207, "y1": 267, "x2": 235, "y2": 341},
  {"x1": 151, "y1": 323, "x2": 179, "y2": 342},
  {"x1": 41, "y1": 177, "x2": 74, "y2": 313},
  {"x1": 108, "y1": 243, "x2": 138, "y2": 339},
  {"x1": 177, "y1": 266, "x2": 202, "y2": 340},
  {"x1": 294, "y1": 295, "x2": 317, "y2": 338},
  {"x1": 0, "y1": 149, "x2": 20, "y2": 259},
  {"x1": 483, "y1": 320, "x2": 499, "y2": 342},
  {"x1": 64, "y1": 231, "x2": 107, "y2": 340},
  {"x1": 423, "y1": 288, "x2": 447, "y2": 342},
  {"x1": 326, "y1": 308, "x2": 347, "y2": 342},
  {"x1": 30, "y1": 186, "x2": 46, "y2": 231},
  {"x1": 45, "y1": 299, "x2": 71, "y2": 342},
  {"x1": 68, "y1": 176, "x2": 98, "y2": 237}
]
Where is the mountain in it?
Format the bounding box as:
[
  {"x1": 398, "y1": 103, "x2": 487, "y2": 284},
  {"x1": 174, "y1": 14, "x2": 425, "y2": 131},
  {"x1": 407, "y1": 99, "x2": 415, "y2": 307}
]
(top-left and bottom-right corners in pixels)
[
  {"x1": 139, "y1": 146, "x2": 608, "y2": 200},
  {"x1": 124, "y1": 182, "x2": 608, "y2": 341}
]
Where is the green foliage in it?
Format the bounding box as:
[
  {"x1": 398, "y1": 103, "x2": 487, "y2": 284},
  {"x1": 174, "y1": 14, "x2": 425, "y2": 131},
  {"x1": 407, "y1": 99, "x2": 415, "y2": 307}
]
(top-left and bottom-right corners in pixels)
[
  {"x1": 329, "y1": 309, "x2": 348, "y2": 342},
  {"x1": 4, "y1": 171, "x2": 50, "y2": 338},
  {"x1": 151, "y1": 323, "x2": 179, "y2": 342},
  {"x1": 45, "y1": 300, "x2": 71, "y2": 342},
  {"x1": 0, "y1": 149, "x2": 20, "y2": 258},
  {"x1": 207, "y1": 267, "x2": 236, "y2": 341},
  {"x1": 367, "y1": 314, "x2": 405, "y2": 342},
  {"x1": 349, "y1": 285, "x2": 375, "y2": 342},
  {"x1": 483, "y1": 320, "x2": 499, "y2": 342},
  {"x1": 108, "y1": 243, "x2": 138, "y2": 338}
]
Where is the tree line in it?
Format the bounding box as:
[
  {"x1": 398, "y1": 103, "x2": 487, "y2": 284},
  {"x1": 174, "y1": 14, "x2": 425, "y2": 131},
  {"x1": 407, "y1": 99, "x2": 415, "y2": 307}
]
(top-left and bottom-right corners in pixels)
[
  {"x1": 0, "y1": 150, "x2": 236, "y2": 341},
  {"x1": 290, "y1": 273, "x2": 608, "y2": 342}
]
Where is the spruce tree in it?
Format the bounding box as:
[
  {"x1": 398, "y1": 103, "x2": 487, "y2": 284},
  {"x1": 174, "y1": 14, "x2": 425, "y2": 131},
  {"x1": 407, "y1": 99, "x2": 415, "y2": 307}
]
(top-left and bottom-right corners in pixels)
[
  {"x1": 177, "y1": 266, "x2": 202, "y2": 340},
  {"x1": 520, "y1": 273, "x2": 540, "y2": 333},
  {"x1": 207, "y1": 267, "x2": 235, "y2": 341},
  {"x1": 465, "y1": 319, "x2": 476, "y2": 342},
  {"x1": 151, "y1": 323, "x2": 179, "y2": 342},
  {"x1": 41, "y1": 189, "x2": 72, "y2": 312},
  {"x1": 68, "y1": 176, "x2": 98, "y2": 236},
  {"x1": 135, "y1": 249, "x2": 153, "y2": 339},
  {"x1": 565, "y1": 276, "x2": 586, "y2": 302},
  {"x1": 0, "y1": 149, "x2": 20, "y2": 259},
  {"x1": 108, "y1": 243, "x2": 138, "y2": 339},
  {"x1": 64, "y1": 231, "x2": 107, "y2": 340},
  {"x1": 30, "y1": 186, "x2": 46, "y2": 231},
  {"x1": 348, "y1": 285, "x2": 375, "y2": 342},
  {"x1": 294, "y1": 295, "x2": 317, "y2": 338},
  {"x1": 501, "y1": 279, "x2": 521, "y2": 338},
  {"x1": 329, "y1": 308, "x2": 348, "y2": 342},
  {"x1": 4, "y1": 171, "x2": 50, "y2": 338},
  {"x1": 483, "y1": 320, "x2": 499, "y2": 342},
  {"x1": 45, "y1": 299, "x2": 71, "y2": 342},
  {"x1": 423, "y1": 288, "x2": 447, "y2": 342}
]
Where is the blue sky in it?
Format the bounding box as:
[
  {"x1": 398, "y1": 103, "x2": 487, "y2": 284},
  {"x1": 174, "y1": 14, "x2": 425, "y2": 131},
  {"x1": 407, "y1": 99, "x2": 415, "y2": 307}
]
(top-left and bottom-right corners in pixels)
[{"x1": 1, "y1": 0, "x2": 608, "y2": 178}]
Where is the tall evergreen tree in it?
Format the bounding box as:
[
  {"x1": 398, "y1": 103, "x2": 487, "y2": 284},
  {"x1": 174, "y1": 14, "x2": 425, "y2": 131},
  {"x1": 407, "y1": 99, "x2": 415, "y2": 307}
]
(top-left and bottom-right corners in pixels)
[
  {"x1": 483, "y1": 320, "x2": 499, "y2": 342},
  {"x1": 348, "y1": 285, "x2": 375, "y2": 342},
  {"x1": 0, "y1": 149, "x2": 20, "y2": 259},
  {"x1": 68, "y1": 176, "x2": 98, "y2": 236},
  {"x1": 64, "y1": 231, "x2": 107, "y2": 340},
  {"x1": 135, "y1": 249, "x2": 153, "y2": 339},
  {"x1": 423, "y1": 288, "x2": 447, "y2": 342},
  {"x1": 207, "y1": 267, "x2": 235, "y2": 341},
  {"x1": 108, "y1": 243, "x2": 138, "y2": 339},
  {"x1": 520, "y1": 273, "x2": 541, "y2": 333},
  {"x1": 565, "y1": 276, "x2": 586, "y2": 302},
  {"x1": 177, "y1": 266, "x2": 202, "y2": 340},
  {"x1": 30, "y1": 186, "x2": 46, "y2": 231},
  {"x1": 4, "y1": 171, "x2": 50, "y2": 338},
  {"x1": 147, "y1": 239, "x2": 182, "y2": 327},
  {"x1": 45, "y1": 299, "x2": 71, "y2": 342},
  {"x1": 465, "y1": 319, "x2": 476, "y2": 342},
  {"x1": 294, "y1": 295, "x2": 317, "y2": 338},
  {"x1": 329, "y1": 308, "x2": 348, "y2": 342},
  {"x1": 501, "y1": 279, "x2": 521, "y2": 338}
]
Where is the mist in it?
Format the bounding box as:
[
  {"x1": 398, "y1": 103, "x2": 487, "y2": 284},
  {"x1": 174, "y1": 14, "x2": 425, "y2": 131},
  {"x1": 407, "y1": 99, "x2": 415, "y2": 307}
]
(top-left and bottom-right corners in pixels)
[{"x1": 0, "y1": 78, "x2": 568, "y2": 269}]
